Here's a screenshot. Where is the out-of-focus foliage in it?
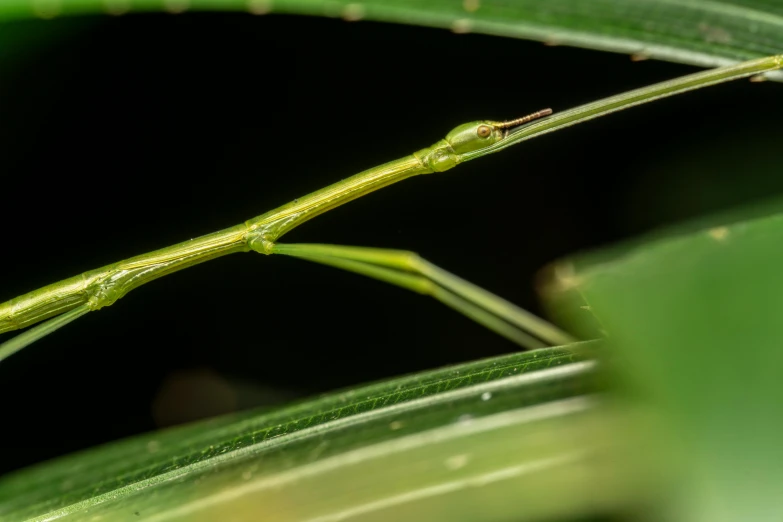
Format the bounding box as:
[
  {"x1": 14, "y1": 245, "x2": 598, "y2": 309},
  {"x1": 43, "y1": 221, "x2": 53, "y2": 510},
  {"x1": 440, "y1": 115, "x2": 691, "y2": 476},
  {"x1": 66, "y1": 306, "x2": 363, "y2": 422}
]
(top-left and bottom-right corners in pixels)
[{"x1": 544, "y1": 205, "x2": 783, "y2": 521}]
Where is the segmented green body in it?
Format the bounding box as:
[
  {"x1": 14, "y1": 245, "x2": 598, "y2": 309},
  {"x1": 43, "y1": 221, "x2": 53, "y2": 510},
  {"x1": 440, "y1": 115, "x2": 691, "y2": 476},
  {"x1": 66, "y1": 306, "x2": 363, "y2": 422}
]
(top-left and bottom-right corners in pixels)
[
  {"x1": 0, "y1": 121, "x2": 503, "y2": 335},
  {"x1": 2, "y1": 53, "x2": 781, "y2": 349}
]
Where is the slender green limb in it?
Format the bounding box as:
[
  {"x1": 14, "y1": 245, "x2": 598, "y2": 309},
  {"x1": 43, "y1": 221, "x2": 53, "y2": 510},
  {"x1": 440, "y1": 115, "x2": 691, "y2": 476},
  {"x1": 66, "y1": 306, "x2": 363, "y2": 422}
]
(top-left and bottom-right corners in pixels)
[
  {"x1": 0, "y1": 304, "x2": 90, "y2": 363},
  {"x1": 273, "y1": 249, "x2": 547, "y2": 350},
  {"x1": 271, "y1": 243, "x2": 573, "y2": 349},
  {"x1": 417, "y1": 259, "x2": 576, "y2": 346},
  {"x1": 431, "y1": 287, "x2": 548, "y2": 350}
]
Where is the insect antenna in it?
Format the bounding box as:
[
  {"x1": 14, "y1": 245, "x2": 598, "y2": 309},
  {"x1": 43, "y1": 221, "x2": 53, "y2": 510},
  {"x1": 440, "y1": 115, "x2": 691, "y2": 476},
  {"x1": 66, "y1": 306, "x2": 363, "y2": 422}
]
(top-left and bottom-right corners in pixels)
[{"x1": 498, "y1": 108, "x2": 553, "y2": 128}]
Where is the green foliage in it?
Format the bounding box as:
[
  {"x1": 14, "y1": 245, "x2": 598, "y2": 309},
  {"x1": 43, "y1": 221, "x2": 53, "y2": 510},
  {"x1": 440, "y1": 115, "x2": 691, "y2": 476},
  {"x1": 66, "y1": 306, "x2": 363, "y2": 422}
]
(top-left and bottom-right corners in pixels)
[
  {"x1": 1, "y1": 1, "x2": 781, "y2": 520},
  {"x1": 0, "y1": 1, "x2": 781, "y2": 79},
  {"x1": 0, "y1": 344, "x2": 607, "y2": 521},
  {"x1": 547, "y1": 208, "x2": 783, "y2": 521}
]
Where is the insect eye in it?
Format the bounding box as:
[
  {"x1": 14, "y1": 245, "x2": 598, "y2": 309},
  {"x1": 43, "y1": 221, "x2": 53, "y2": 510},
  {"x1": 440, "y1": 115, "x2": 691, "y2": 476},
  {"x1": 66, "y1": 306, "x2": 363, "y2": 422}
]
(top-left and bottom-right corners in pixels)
[{"x1": 477, "y1": 125, "x2": 492, "y2": 138}]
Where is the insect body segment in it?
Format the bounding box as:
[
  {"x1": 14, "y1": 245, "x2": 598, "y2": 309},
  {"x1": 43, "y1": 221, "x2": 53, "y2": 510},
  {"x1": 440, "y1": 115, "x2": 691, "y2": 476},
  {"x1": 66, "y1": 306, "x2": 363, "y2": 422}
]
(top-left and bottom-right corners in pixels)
[
  {"x1": 3, "y1": 116, "x2": 547, "y2": 341},
  {"x1": 444, "y1": 121, "x2": 505, "y2": 155},
  {"x1": 412, "y1": 123, "x2": 495, "y2": 172},
  {"x1": 7, "y1": 52, "x2": 779, "y2": 357},
  {"x1": 0, "y1": 226, "x2": 250, "y2": 336},
  {"x1": 413, "y1": 139, "x2": 459, "y2": 172},
  {"x1": 413, "y1": 110, "x2": 554, "y2": 173},
  {"x1": 3, "y1": 54, "x2": 783, "y2": 360},
  {"x1": 0, "y1": 273, "x2": 94, "y2": 334},
  {"x1": 0, "y1": 109, "x2": 560, "y2": 347}
]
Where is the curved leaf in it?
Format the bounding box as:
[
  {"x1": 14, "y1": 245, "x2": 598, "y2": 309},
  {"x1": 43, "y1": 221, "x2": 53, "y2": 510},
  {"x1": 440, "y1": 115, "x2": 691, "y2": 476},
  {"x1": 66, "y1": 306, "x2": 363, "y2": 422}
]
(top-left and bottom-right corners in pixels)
[
  {"x1": 0, "y1": 1, "x2": 781, "y2": 79},
  {"x1": 0, "y1": 343, "x2": 625, "y2": 521}
]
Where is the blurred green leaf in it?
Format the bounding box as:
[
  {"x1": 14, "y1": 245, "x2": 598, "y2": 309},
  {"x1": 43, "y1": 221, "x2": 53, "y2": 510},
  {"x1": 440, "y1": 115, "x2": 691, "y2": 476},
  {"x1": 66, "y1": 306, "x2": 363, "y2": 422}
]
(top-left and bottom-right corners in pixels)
[{"x1": 546, "y1": 206, "x2": 783, "y2": 521}]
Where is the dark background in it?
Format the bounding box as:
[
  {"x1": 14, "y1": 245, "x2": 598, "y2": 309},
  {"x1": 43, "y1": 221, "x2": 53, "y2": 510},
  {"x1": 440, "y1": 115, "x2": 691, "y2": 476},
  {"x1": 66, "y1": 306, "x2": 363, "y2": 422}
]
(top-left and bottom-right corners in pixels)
[{"x1": 0, "y1": 12, "x2": 781, "y2": 476}]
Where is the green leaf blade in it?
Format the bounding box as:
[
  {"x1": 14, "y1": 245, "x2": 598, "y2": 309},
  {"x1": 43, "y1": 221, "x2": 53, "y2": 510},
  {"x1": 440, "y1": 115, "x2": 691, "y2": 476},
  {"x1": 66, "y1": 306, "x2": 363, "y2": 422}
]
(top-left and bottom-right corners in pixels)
[
  {"x1": 2, "y1": 1, "x2": 782, "y2": 79},
  {"x1": 0, "y1": 343, "x2": 611, "y2": 521}
]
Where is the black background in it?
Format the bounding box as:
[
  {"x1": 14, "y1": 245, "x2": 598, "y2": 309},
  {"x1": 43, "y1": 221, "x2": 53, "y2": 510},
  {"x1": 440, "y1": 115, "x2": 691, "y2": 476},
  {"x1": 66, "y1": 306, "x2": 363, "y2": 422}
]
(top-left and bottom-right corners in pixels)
[{"x1": 1, "y1": 12, "x2": 781, "y2": 476}]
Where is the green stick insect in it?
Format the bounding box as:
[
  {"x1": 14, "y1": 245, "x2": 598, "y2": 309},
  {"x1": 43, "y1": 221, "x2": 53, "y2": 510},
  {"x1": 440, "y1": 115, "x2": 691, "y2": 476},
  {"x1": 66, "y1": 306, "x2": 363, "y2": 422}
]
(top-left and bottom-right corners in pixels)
[{"x1": 1, "y1": 54, "x2": 782, "y2": 361}]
